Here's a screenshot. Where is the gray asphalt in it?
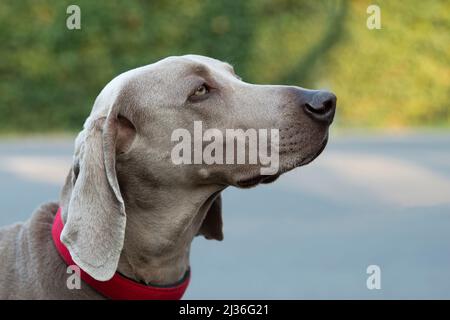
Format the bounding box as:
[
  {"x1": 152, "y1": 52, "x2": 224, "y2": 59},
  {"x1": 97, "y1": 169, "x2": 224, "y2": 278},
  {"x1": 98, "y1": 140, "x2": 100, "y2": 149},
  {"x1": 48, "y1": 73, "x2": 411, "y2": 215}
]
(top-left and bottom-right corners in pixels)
[{"x1": 1, "y1": 131, "x2": 449, "y2": 299}]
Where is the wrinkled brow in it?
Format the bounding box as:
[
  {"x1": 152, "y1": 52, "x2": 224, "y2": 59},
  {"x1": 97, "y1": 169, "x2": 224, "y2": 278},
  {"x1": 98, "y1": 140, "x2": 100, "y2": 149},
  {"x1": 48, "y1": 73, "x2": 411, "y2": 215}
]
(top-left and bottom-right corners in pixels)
[
  {"x1": 190, "y1": 65, "x2": 218, "y2": 85},
  {"x1": 189, "y1": 63, "x2": 238, "y2": 81},
  {"x1": 191, "y1": 65, "x2": 210, "y2": 77}
]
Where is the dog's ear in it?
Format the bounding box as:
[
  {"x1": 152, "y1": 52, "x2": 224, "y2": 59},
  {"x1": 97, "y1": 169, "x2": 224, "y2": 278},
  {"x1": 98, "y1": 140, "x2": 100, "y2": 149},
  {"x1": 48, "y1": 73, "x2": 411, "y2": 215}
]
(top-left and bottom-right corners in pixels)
[
  {"x1": 60, "y1": 104, "x2": 136, "y2": 281},
  {"x1": 198, "y1": 194, "x2": 223, "y2": 241}
]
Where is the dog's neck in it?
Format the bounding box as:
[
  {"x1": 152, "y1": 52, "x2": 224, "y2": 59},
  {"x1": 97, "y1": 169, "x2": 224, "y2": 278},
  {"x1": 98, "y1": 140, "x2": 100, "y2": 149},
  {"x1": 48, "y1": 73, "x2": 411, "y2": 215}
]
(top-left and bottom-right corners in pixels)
[
  {"x1": 116, "y1": 185, "x2": 219, "y2": 285},
  {"x1": 59, "y1": 160, "x2": 222, "y2": 286}
]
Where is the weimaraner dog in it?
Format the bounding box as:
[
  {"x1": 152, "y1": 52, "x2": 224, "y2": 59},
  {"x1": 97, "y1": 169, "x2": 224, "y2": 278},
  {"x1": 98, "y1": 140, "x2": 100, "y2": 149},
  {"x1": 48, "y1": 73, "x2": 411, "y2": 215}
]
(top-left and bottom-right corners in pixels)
[{"x1": 0, "y1": 55, "x2": 336, "y2": 299}]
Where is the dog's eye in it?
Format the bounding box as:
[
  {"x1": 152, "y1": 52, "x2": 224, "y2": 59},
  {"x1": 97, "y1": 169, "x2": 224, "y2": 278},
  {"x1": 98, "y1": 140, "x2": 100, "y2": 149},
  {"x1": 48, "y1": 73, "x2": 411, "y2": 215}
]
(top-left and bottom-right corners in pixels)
[
  {"x1": 189, "y1": 83, "x2": 213, "y2": 102},
  {"x1": 193, "y1": 84, "x2": 209, "y2": 96},
  {"x1": 188, "y1": 83, "x2": 214, "y2": 102}
]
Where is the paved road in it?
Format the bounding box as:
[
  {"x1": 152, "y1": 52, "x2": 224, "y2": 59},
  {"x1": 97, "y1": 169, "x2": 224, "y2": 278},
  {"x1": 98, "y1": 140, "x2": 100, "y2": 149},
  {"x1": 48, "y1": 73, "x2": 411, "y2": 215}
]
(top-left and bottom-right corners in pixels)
[{"x1": 1, "y1": 132, "x2": 449, "y2": 299}]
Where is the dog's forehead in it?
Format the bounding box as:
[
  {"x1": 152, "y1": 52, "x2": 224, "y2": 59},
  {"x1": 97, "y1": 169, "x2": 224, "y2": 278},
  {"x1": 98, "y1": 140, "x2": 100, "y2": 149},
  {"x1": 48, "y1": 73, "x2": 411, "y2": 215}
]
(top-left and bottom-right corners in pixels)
[
  {"x1": 88, "y1": 55, "x2": 233, "y2": 121},
  {"x1": 112, "y1": 55, "x2": 232, "y2": 88},
  {"x1": 156, "y1": 54, "x2": 233, "y2": 74}
]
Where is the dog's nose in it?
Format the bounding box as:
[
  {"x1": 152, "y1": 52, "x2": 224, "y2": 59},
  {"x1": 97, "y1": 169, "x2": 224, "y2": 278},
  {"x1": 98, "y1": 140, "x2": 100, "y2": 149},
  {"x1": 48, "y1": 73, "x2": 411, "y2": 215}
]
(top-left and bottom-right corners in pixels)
[{"x1": 303, "y1": 90, "x2": 336, "y2": 124}]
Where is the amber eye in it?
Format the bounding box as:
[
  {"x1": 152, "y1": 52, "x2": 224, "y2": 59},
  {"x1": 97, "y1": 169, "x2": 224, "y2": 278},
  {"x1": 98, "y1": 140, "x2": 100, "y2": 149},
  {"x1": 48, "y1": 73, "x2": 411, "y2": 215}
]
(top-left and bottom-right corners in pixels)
[
  {"x1": 193, "y1": 84, "x2": 209, "y2": 96},
  {"x1": 189, "y1": 83, "x2": 213, "y2": 102}
]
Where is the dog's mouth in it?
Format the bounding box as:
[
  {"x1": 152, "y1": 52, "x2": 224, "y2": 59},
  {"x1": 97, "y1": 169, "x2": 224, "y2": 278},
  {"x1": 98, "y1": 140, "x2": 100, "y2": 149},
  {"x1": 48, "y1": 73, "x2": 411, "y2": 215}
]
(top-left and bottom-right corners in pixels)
[
  {"x1": 235, "y1": 136, "x2": 328, "y2": 188},
  {"x1": 236, "y1": 174, "x2": 281, "y2": 188}
]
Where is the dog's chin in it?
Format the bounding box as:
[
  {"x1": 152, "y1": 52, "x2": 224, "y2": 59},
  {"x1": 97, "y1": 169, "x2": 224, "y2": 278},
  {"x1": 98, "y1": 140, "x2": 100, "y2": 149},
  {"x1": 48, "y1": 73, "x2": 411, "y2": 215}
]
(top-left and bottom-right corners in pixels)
[
  {"x1": 275, "y1": 136, "x2": 329, "y2": 175},
  {"x1": 234, "y1": 137, "x2": 328, "y2": 189},
  {"x1": 236, "y1": 174, "x2": 281, "y2": 188},
  {"x1": 299, "y1": 135, "x2": 329, "y2": 166}
]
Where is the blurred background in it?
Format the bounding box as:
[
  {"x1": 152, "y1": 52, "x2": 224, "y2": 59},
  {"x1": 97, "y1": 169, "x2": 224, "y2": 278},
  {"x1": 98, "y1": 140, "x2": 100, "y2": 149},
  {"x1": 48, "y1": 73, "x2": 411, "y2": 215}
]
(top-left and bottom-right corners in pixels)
[{"x1": 0, "y1": 0, "x2": 449, "y2": 298}]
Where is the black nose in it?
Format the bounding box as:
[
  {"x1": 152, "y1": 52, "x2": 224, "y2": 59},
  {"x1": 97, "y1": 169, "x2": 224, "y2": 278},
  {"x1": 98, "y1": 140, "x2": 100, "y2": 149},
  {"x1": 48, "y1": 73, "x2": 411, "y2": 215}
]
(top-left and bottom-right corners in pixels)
[{"x1": 303, "y1": 90, "x2": 336, "y2": 124}]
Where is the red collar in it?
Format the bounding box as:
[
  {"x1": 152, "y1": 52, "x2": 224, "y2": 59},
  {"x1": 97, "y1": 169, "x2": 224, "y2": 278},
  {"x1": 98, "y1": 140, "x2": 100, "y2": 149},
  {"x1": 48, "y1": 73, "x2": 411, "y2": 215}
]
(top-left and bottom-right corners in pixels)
[{"x1": 52, "y1": 207, "x2": 190, "y2": 300}]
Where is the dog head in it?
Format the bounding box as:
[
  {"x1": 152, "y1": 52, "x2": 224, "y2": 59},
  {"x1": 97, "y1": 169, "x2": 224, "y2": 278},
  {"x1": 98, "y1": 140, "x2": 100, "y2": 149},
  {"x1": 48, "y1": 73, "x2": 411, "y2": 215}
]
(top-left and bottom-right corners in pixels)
[{"x1": 59, "y1": 55, "x2": 336, "y2": 281}]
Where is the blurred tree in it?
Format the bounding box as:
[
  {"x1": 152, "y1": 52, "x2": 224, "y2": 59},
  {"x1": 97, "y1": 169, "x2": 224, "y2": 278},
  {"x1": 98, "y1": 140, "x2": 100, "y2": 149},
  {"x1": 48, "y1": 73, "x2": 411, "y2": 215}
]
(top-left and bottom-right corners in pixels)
[
  {"x1": 0, "y1": 0, "x2": 448, "y2": 132},
  {"x1": 280, "y1": 0, "x2": 348, "y2": 86}
]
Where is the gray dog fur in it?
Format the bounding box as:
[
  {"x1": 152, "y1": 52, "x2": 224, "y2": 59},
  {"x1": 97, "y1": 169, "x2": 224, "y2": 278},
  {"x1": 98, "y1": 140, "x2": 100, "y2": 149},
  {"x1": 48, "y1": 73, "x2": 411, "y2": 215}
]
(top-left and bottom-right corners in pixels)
[{"x1": 0, "y1": 55, "x2": 335, "y2": 299}]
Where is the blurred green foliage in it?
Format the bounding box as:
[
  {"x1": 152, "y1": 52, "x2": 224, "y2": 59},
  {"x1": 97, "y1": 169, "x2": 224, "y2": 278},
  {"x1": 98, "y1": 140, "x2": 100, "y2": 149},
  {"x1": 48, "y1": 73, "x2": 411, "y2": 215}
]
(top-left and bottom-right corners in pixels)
[{"x1": 0, "y1": 0, "x2": 449, "y2": 132}]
